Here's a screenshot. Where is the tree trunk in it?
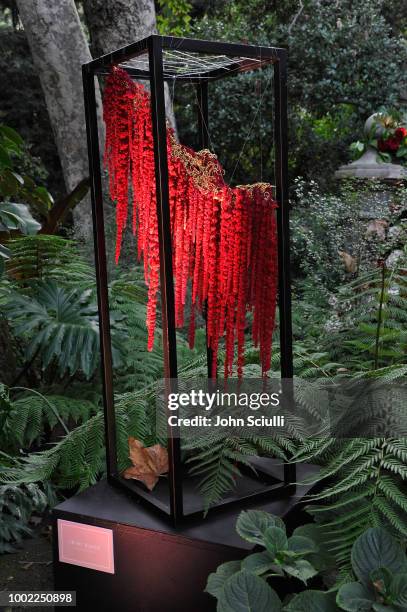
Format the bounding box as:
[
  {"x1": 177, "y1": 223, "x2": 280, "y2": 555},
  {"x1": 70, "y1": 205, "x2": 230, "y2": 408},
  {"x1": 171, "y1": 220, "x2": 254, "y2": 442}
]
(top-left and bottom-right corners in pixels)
[
  {"x1": 84, "y1": 0, "x2": 156, "y2": 58},
  {"x1": 16, "y1": 0, "x2": 102, "y2": 239},
  {"x1": 83, "y1": 0, "x2": 176, "y2": 127}
]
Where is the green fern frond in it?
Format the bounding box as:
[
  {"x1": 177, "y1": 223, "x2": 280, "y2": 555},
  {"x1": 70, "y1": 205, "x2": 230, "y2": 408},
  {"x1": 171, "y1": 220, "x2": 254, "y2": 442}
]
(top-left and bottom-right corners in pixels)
[
  {"x1": 6, "y1": 235, "x2": 93, "y2": 286},
  {"x1": 306, "y1": 438, "x2": 407, "y2": 575}
]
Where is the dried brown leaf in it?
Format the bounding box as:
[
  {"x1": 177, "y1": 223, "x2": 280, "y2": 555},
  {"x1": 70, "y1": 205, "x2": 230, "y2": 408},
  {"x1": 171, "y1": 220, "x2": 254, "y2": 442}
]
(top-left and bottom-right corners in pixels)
[{"x1": 122, "y1": 437, "x2": 168, "y2": 491}]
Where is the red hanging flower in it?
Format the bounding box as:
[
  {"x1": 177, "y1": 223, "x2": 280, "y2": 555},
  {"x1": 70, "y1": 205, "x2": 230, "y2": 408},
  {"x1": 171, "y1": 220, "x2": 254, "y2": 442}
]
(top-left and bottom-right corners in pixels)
[{"x1": 103, "y1": 70, "x2": 279, "y2": 378}]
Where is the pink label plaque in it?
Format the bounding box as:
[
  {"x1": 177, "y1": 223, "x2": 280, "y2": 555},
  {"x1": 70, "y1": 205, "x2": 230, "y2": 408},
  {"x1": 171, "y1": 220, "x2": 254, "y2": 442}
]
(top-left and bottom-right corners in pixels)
[{"x1": 57, "y1": 519, "x2": 115, "y2": 574}]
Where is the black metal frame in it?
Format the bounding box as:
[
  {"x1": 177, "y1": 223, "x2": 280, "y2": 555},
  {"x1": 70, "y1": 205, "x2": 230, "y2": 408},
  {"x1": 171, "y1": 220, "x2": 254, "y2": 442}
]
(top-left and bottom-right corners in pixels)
[{"x1": 82, "y1": 35, "x2": 295, "y2": 526}]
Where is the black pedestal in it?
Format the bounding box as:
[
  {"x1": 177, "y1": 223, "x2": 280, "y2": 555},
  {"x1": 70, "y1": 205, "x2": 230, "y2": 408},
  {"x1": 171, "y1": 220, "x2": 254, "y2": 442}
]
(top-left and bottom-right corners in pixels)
[{"x1": 53, "y1": 463, "x2": 319, "y2": 611}]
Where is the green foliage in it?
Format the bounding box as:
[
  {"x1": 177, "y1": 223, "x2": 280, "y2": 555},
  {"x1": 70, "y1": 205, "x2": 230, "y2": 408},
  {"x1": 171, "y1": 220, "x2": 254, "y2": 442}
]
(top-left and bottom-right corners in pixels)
[
  {"x1": 0, "y1": 123, "x2": 53, "y2": 216},
  {"x1": 187, "y1": 0, "x2": 407, "y2": 187},
  {"x1": 296, "y1": 437, "x2": 407, "y2": 576},
  {"x1": 0, "y1": 29, "x2": 62, "y2": 196},
  {"x1": 4, "y1": 279, "x2": 119, "y2": 379},
  {"x1": 285, "y1": 590, "x2": 339, "y2": 611},
  {"x1": 0, "y1": 201, "x2": 40, "y2": 237},
  {"x1": 0, "y1": 477, "x2": 50, "y2": 554},
  {"x1": 336, "y1": 528, "x2": 407, "y2": 610},
  {"x1": 109, "y1": 273, "x2": 164, "y2": 389},
  {"x1": 206, "y1": 508, "x2": 321, "y2": 611},
  {"x1": 5, "y1": 234, "x2": 94, "y2": 285},
  {"x1": 329, "y1": 261, "x2": 407, "y2": 372},
  {"x1": 186, "y1": 433, "x2": 291, "y2": 513},
  {"x1": 206, "y1": 511, "x2": 407, "y2": 612},
  {"x1": 282, "y1": 1, "x2": 405, "y2": 116},
  {"x1": 1, "y1": 389, "x2": 97, "y2": 453},
  {"x1": 236, "y1": 510, "x2": 319, "y2": 584},
  {"x1": 0, "y1": 124, "x2": 47, "y2": 265},
  {"x1": 0, "y1": 386, "x2": 149, "y2": 491},
  {"x1": 213, "y1": 570, "x2": 283, "y2": 612},
  {"x1": 290, "y1": 180, "x2": 406, "y2": 291},
  {"x1": 287, "y1": 254, "x2": 407, "y2": 575},
  {"x1": 157, "y1": 0, "x2": 192, "y2": 36}
]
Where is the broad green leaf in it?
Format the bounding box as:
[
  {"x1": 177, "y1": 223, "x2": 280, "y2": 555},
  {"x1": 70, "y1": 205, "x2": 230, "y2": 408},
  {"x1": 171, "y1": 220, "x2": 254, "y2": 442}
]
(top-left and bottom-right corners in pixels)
[
  {"x1": 33, "y1": 185, "x2": 54, "y2": 207},
  {"x1": 336, "y1": 582, "x2": 374, "y2": 611},
  {"x1": 205, "y1": 560, "x2": 241, "y2": 599},
  {"x1": 0, "y1": 203, "x2": 40, "y2": 235},
  {"x1": 390, "y1": 573, "x2": 407, "y2": 607},
  {"x1": 0, "y1": 144, "x2": 11, "y2": 167},
  {"x1": 217, "y1": 570, "x2": 281, "y2": 612},
  {"x1": 0, "y1": 168, "x2": 22, "y2": 194},
  {"x1": 264, "y1": 526, "x2": 288, "y2": 557},
  {"x1": 377, "y1": 152, "x2": 392, "y2": 163},
  {"x1": 0, "y1": 125, "x2": 24, "y2": 147},
  {"x1": 5, "y1": 280, "x2": 104, "y2": 379},
  {"x1": 22, "y1": 175, "x2": 36, "y2": 191},
  {"x1": 351, "y1": 528, "x2": 407, "y2": 585},
  {"x1": 292, "y1": 524, "x2": 335, "y2": 571},
  {"x1": 288, "y1": 535, "x2": 317, "y2": 555},
  {"x1": 241, "y1": 552, "x2": 276, "y2": 576},
  {"x1": 285, "y1": 590, "x2": 339, "y2": 611},
  {"x1": 236, "y1": 510, "x2": 285, "y2": 545},
  {"x1": 350, "y1": 141, "x2": 365, "y2": 153},
  {"x1": 282, "y1": 559, "x2": 318, "y2": 584},
  {"x1": 0, "y1": 209, "x2": 24, "y2": 230}
]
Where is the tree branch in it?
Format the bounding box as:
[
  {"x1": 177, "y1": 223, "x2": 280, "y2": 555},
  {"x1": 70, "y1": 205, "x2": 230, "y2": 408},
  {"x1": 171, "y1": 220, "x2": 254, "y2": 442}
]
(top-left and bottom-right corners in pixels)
[
  {"x1": 39, "y1": 178, "x2": 90, "y2": 235},
  {"x1": 288, "y1": 0, "x2": 304, "y2": 36}
]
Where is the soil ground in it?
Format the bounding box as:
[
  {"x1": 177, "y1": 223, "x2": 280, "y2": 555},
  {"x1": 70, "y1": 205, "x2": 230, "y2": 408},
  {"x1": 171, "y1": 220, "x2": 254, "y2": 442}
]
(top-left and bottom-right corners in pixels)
[{"x1": 0, "y1": 527, "x2": 53, "y2": 612}]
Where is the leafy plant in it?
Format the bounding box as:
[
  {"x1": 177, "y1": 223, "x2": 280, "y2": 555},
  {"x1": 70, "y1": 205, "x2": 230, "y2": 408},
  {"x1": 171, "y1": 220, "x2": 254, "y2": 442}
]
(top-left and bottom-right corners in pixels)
[
  {"x1": 0, "y1": 124, "x2": 52, "y2": 207},
  {"x1": 298, "y1": 437, "x2": 407, "y2": 576},
  {"x1": 157, "y1": 0, "x2": 192, "y2": 36},
  {"x1": 205, "y1": 510, "x2": 407, "y2": 612},
  {"x1": 0, "y1": 198, "x2": 41, "y2": 269},
  {"x1": 0, "y1": 124, "x2": 88, "y2": 259},
  {"x1": 188, "y1": 0, "x2": 407, "y2": 187},
  {"x1": 1, "y1": 386, "x2": 97, "y2": 453},
  {"x1": 0, "y1": 477, "x2": 50, "y2": 554},
  {"x1": 109, "y1": 274, "x2": 165, "y2": 389},
  {"x1": 290, "y1": 179, "x2": 406, "y2": 291},
  {"x1": 237, "y1": 510, "x2": 319, "y2": 583},
  {"x1": 0, "y1": 384, "x2": 151, "y2": 492},
  {"x1": 5, "y1": 234, "x2": 94, "y2": 286},
  {"x1": 206, "y1": 509, "x2": 321, "y2": 611},
  {"x1": 0, "y1": 124, "x2": 53, "y2": 231},
  {"x1": 329, "y1": 256, "x2": 407, "y2": 372},
  {"x1": 336, "y1": 527, "x2": 407, "y2": 611},
  {"x1": 186, "y1": 434, "x2": 293, "y2": 513},
  {"x1": 4, "y1": 279, "x2": 121, "y2": 379}
]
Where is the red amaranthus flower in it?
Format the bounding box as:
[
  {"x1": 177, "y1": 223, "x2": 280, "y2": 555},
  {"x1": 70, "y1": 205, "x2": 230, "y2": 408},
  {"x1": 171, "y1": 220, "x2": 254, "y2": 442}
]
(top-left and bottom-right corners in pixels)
[{"x1": 103, "y1": 68, "x2": 279, "y2": 378}]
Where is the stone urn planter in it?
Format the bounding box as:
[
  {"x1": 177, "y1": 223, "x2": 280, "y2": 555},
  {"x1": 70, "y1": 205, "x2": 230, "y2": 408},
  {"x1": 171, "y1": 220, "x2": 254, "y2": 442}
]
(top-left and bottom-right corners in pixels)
[
  {"x1": 335, "y1": 113, "x2": 407, "y2": 219},
  {"x1": 336, "y1": 113, "x2": 407, "y2": 181}
]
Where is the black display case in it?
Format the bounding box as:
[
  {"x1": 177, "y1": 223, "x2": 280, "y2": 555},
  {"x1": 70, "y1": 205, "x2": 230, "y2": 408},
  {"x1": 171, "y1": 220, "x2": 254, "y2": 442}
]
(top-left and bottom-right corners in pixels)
[{"x1": 82, "y1": 34, "x2": 295, "y2": 526}]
